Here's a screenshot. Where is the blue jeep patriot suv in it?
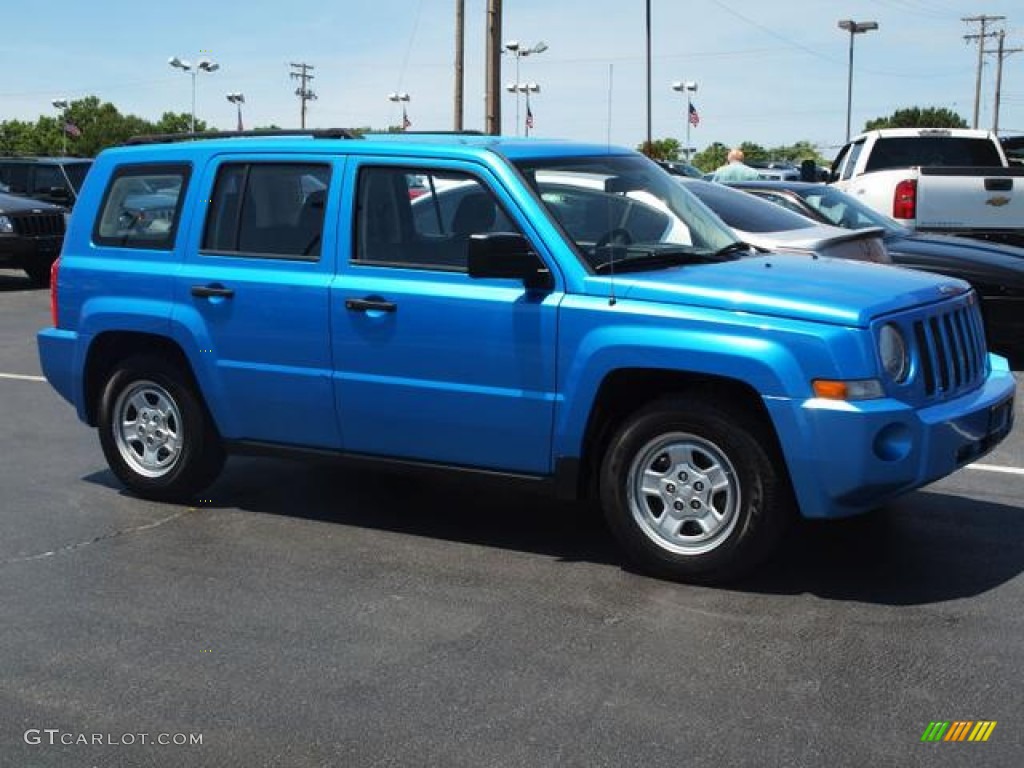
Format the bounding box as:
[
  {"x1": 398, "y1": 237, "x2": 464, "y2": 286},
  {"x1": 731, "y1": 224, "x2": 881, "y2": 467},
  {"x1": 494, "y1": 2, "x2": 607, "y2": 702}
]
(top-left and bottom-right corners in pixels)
[{"x1": 37, "y1": 130, "x2": 1016, "y2": 583}]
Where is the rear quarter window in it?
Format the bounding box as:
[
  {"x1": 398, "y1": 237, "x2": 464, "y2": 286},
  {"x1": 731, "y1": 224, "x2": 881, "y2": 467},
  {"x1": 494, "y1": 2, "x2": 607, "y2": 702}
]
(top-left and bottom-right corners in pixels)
[{"x1": 93, "y1": 163, "x2": 191, "y2": 250}]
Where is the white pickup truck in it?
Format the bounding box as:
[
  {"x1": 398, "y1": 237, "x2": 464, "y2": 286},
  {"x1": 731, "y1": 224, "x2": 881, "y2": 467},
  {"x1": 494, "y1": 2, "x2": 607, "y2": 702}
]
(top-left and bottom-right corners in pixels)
[{"x1": 831, "y1": 128, "x2": 1024, "y2": 247}]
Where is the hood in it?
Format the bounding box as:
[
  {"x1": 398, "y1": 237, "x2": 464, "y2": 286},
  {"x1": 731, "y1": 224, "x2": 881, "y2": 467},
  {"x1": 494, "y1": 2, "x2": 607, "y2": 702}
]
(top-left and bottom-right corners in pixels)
[
  {"x1": 606, "y1": 253, "x2": 969, "y2": 327},
  {"x1": 0, "y1": 191, "x2": 65, "y2": 215}
]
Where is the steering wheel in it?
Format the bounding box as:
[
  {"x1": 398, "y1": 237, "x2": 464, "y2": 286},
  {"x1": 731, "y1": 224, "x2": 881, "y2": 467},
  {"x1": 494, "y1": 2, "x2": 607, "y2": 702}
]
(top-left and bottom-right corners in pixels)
[{"x1": 594, "y1": 227, "x2": 633, "y2": 251}]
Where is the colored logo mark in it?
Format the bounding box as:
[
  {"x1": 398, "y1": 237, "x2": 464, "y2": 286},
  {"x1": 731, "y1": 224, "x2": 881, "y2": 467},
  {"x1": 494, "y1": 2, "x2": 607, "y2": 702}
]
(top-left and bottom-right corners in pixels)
[{"x1": 921, "y1": 721, "x2": 997, "y2": 742}]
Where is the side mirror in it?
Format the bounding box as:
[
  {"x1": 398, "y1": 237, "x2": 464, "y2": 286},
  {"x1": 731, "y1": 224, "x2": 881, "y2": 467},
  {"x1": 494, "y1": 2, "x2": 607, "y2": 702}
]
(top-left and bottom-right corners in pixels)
[{"x1": 467, "y1": 232, "x2": 552, "y2": 291}]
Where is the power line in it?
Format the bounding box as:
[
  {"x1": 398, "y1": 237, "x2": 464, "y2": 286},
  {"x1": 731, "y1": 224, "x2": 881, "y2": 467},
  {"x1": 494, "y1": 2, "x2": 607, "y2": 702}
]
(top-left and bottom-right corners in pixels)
[{"x1": 289, "y1": 62, "x2": 316, "y2": 129}]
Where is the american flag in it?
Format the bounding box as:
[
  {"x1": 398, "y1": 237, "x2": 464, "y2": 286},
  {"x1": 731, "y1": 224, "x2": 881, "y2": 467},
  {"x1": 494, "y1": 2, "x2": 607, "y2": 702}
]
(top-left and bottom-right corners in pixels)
[
  {"x1": 402, "y1": 107, "x2": 411, "y2": 131},
  {"x1": 63, "y1": 121, "x2": 81, "y2": 138},
  {"x1": 688, "y1": 102, "x2": 700, "y2": 128},
  {"x1": 525, "y1": 105, "x2": 534, "y2": 132}
]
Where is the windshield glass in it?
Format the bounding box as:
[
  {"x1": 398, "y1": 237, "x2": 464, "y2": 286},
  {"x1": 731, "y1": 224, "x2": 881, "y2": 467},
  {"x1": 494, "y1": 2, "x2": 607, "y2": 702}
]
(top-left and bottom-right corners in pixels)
[
  {"x1": 514, "y1": 155, "x2": 741, "y2": 270},
  {"x1": 683, "y1": 179, "x2": 817, "y2": 233},
  {"x1": 793, "y1": 186, "x2": 905, "y2": 234}
]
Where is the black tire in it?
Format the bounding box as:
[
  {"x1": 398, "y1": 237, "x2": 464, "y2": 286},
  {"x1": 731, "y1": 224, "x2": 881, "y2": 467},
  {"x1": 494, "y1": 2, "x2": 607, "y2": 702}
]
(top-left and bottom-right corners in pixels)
[
  {"x1": 599, "y1": 394, "x2": 794, "y2": 584},
  {"x1": 24, "y1": 259, "x2": 54, "y2": 287},
  {"x1": 97, "y1": 355, "x2": 225, "y2": 501}
]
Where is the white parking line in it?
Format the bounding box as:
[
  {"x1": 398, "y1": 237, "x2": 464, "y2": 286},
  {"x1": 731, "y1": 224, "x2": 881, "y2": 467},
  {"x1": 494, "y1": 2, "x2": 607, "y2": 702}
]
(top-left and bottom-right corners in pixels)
[
  {"x1": 0, "y1": 372, "x2": 45, "y2": 382},
  {"x1": 967, "y1": 463, "x2": 1024, "y2": 476}
]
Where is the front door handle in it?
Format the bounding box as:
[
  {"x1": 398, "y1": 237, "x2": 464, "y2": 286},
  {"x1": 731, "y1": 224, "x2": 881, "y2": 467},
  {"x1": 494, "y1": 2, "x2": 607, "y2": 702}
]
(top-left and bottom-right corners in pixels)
[
  {"x1": 191, "y1": 284, "x2": 235, "y2": 299},
  {"x1": 345, "y1": 297, "x2": 397, "y2": 313}
]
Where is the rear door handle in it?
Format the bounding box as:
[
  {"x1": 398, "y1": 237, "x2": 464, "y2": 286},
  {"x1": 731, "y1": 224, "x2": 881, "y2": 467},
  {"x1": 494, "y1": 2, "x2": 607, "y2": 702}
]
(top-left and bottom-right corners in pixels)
[
  {"x1": 191, "y1": 284, "x2": 235, "y2": 299},
  {"x1": 345, "y1": 297, "x2": 397, "y2": 313}
]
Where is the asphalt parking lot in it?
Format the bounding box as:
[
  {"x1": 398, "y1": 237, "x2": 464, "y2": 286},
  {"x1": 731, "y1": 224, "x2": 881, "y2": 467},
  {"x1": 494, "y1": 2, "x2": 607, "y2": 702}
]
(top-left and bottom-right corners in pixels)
[{"x1": 1, "y1": 268, "x2": 1022, "y2": 767}]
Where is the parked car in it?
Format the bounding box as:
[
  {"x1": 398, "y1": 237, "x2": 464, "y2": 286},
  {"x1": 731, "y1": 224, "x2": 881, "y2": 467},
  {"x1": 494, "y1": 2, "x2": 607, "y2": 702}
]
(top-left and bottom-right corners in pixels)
[
  {"x1": 36, "y1": 130, "x2": 1016, "y2": 584},
  {"x1": 0, "y1": 191, "x2": 66, "y2": 285},
  {"x1": 677, "y1": 178, "x2": 890, "y2": 263},
  {"x1": 830, "y1": 128, "x2": 1024, "y2": 246},
  {"x1": 0, "y1": 157, "x2": 92, "y2": 208},
  {"x1": 656, "y1": 160, "x2": 704, "y2": 179},
  {"x1": 731, "y1": 180, "x2": 1024, "y2": 361},
  {"x1": 748, "y1": 162, "x2": 801, "y2": 181}
]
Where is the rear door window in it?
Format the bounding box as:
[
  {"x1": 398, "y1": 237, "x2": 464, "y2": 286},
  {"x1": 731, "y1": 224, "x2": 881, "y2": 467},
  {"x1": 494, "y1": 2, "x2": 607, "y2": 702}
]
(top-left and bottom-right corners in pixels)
[{"x1": 202, "y1": 163, "x2": 331, "y2": 260}]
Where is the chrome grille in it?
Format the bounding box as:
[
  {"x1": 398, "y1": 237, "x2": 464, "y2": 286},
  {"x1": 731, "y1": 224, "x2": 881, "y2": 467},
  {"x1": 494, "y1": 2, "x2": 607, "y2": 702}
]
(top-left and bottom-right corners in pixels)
[
  {"x1": 912, "y1": 300, "x2": 987, "y2": 398},
  {"x1": 11, "y1": 213, "x2": 65, "y2": 237}
]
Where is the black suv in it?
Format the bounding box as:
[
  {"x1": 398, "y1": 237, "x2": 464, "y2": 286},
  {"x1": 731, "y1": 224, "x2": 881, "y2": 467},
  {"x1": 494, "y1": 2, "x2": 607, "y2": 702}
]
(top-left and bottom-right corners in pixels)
[
  {"x1": 0, "y1": 191, "x2": 66, "y2": 285},
  {"x1": 0, "y1": 157, "x2": 92, "y2": 207}
]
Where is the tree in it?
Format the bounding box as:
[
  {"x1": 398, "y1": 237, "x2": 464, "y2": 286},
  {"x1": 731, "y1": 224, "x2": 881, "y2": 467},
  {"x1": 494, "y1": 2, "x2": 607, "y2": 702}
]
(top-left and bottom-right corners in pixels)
[
  {"x1": 691, "y1": 142, "x2": 729, "y2": 172},
  {"x1": 864, "y1": 107, "x2": 967, "y2": 131},
  {"x1": 690, "y1": 140, "x2": 829, "y2": 172},
  {"x1": 151, "y1": 112, "x2": 209, "y2": 135},
  {"x1": 636, "y1": 138, "x2": 682, "y2": 161},
  {"x1": 0, "y1": 98, "x2": 213, "y2": 159}
]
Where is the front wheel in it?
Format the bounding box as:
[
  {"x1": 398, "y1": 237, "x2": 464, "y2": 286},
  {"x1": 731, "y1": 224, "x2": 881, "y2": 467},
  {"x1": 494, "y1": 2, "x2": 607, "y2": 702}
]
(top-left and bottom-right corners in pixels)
[
  {"x1": 599, "y1": 395, "x2": 793, "y2": 584},
  {"x1": 98, "y1": 356, "x2": 225, "y2": 501}
]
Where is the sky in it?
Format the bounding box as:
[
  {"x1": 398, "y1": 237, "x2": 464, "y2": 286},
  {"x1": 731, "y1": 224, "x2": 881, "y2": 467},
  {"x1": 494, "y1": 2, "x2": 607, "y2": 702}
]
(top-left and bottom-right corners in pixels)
[{"x1": 1, "y1": 0, "x2": 1022, "y2": 160}]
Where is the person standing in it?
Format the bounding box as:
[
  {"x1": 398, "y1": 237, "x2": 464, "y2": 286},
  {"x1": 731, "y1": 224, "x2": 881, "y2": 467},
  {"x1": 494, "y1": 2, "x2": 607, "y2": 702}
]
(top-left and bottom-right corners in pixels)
[{"x1": 712, "y1": 148, "x2": 761, "y2": 182}]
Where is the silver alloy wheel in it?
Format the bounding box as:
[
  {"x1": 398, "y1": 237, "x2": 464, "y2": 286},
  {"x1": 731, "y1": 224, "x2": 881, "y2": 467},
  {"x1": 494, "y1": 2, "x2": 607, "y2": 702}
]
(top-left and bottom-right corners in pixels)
[
  {"x1": 112, "y1": 380, "x2": 184, "y2": 478},
  {"x1": 627, "y1": 431, "x2": 741, "y2": 555}
]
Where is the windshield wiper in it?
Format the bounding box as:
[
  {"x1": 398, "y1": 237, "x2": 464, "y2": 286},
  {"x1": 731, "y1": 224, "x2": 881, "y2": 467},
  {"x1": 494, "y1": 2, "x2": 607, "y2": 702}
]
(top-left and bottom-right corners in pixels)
[
  {"x1": 593, "y1": 244, "x2": 739, "y2": 274},
  {"x1": 709, "y1": 241, "x2": 752, "y2": 259}
]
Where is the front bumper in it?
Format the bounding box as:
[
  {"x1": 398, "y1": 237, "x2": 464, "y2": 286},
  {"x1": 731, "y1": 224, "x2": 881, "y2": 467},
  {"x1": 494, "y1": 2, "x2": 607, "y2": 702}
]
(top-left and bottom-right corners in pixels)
[
  {"x1": 0, "y1": 234, "x2": 62, "y2": 266},
  {"x1": 765, "y1": 356, "x2": 1016, "y2": 519}
]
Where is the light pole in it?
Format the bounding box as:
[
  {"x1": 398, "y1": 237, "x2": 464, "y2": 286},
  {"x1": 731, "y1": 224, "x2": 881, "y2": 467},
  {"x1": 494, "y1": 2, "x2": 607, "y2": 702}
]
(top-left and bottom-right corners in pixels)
[
  {"x1": 505, "y1": 82, "x2": 540, "y2": 136},
  {"x1": 52, "y1": 98, "x2": 69, "y2": 156},
  {"x1": 837, "y1": 20, "x2": 878, "y2": 142},
  {"x1": 169, "y1": 56, "x2": 219, "y2": 133},
  {"x1": 503, "y1": 40, "x2": 547, "y2": 135},
  {"x1": 226, "y1": 92, "x2": 245, "y2": 131},
  {"x1": 388, "y1": 92, "x2": 411, "y2": 131},
  {"x1": 671, "y1": 81, "x2": 698, "y2": 161}
]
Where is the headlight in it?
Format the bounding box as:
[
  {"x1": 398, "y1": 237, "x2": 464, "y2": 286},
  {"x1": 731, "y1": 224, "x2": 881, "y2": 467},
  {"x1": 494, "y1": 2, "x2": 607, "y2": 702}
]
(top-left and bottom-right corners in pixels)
[
  {"x1": 0, "y1": 215, "x2": 13, "y2": 234},
  {"x1": 878, "y1": 323, "x2": 910, "y2": 383}
]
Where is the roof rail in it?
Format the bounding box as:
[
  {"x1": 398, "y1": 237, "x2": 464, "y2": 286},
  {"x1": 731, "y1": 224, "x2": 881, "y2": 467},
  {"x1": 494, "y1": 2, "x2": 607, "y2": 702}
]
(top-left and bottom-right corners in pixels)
[
  {"x1": 123, "y1": 128, "x2": 361, "y2": 146},
  {"x1": 378, "y1": 130, "x2": 486, "y2": 136}
]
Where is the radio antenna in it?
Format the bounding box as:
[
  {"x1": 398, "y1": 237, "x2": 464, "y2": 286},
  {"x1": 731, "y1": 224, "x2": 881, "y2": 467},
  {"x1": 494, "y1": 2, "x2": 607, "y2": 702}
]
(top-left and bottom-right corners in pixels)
[{"x1": 607, "y1": 62, "x2": 617, "y2": 306}]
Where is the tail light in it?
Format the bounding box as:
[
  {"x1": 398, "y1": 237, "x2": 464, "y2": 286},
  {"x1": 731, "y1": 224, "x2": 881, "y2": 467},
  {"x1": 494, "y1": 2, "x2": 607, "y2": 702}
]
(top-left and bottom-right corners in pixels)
[
  {"x1": 893, "y1": 179, "x2": 917, "y2": 219},
  {"x1": 49, "y1": 257, "x2": 60, "y2": 327}
]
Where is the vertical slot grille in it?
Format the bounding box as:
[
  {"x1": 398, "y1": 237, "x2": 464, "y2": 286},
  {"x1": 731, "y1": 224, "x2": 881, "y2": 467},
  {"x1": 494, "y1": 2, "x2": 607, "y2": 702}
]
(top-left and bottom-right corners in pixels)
[
  {"x1": 11, "y1": 213, "x2": 65, "y2": 237},
  {"x1": 911, "y1": 301, "x2": 986, "y2": 399}
]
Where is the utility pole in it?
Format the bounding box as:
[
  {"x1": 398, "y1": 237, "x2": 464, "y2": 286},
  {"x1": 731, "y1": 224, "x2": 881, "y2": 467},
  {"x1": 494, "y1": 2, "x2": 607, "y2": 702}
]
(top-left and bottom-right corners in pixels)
[
  {"x1": 290, "y1": 62, "x2": 317, "y2": 129},
  {"x1": 644, "y1": 0, "x2": 652, "y2": 153},
  {"x1": 484, "y1": 0, "x2": 502, "y2": 134},
  {"x1": 963, "y1": 15, "x2": 1003, "y2": 129},
  {"x1": 454, "y1": 0, "x2": 464, "y2": 130},
  {"x1": 989, "y1": 30, "x2": 1023, "y2": 135}
]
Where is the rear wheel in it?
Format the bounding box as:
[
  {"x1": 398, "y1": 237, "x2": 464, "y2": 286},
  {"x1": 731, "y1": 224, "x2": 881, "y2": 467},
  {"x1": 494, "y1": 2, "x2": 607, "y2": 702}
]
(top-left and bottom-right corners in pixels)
[
  {"x1": 98, "y1": 356, "x2": 224, "y2": 501},
  {"x1": 599, "y1": 395, "x2": 793, "y2": 584}
]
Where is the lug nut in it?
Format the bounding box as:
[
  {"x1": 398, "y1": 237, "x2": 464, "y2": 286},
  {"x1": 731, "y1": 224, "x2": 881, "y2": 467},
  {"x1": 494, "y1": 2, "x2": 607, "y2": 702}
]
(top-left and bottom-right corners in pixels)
[
  {"x1": 690, "y1": 500, "x2": 701, "y2": 509},
  {"x1": 674, "y1": 501, "x2": 684, "y2": 511},
  {"x1": 694, "y1": 481, "x2": 704, "y2": 492},
  {"x1": 666, "y1": 483, "x2": 676, "y2": 494},
  {"x1": 678, "y1": 471, "x2": 688, "y2": 481}
]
